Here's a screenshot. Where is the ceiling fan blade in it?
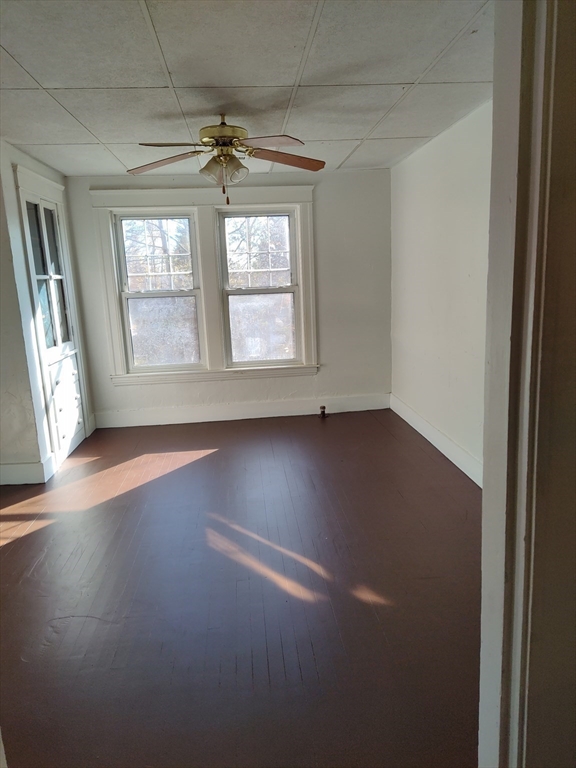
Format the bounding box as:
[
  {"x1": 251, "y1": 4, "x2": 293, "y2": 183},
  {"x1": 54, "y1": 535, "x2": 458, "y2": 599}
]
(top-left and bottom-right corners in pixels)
[
  {"x1": 252, "y1": 148, "x2": 325, "y2": 171},
  {"x1": 127, "y1": 150, "x2": 207, "y2": 175},
  {"x1": 242, "y1": 135, "x2": 304, "y2": 148},
  {"x1": 139, "y1": 142, "x2": 204, "y2": 147}
]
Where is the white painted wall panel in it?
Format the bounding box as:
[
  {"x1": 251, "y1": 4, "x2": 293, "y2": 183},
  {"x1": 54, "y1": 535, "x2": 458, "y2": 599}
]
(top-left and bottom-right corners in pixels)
[
  {"x1": 0, "y1": 183, "x2": 39, "y2": 465},
  {"x1": 391, "y1": 102, "x2": 492, "y2": 472},
  {"x1": 67, "y1": 170, "x2": 391, "y2": 426}
]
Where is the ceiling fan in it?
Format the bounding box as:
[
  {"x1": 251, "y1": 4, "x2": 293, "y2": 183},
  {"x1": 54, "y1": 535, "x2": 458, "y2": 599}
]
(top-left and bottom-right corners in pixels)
[{"x1": 127, "y1": 115, "x2": 325, "y2": 203}]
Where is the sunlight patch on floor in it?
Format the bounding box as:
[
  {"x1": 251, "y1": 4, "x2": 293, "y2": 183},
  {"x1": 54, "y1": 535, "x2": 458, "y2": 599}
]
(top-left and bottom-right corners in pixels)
[{"x1": 206, "y1": 527, "x2": 327, "y2": 603}]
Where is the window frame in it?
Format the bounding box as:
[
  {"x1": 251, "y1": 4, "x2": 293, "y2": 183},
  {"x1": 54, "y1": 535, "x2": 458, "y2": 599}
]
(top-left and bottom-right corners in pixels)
[
  {"x1": 114, "y1": 212, "x2": 205, "y2": 373},
  {"x1": 93, "y1": 188, "x2": 318, "y2": 385},
  {"x1": 218, "y1": 208, "x2": 302, "y2": 368}
]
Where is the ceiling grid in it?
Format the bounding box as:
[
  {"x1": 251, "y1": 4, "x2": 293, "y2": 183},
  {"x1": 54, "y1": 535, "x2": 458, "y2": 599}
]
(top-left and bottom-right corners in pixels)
[{"x1": 0, "y1": 0, "x2": 494, "y2": 177}]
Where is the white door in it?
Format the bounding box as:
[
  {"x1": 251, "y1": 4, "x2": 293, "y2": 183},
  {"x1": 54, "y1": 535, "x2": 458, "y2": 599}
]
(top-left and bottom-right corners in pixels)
[{"x1": 21, "y1": 194, "x2": 86, "y2": 465}]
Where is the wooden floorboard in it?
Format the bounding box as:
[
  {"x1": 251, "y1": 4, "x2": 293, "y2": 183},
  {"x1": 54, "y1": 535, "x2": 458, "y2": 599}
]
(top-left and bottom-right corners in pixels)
[{"x1": 0, "y1": 410, "x2": 481, "y2": 768}]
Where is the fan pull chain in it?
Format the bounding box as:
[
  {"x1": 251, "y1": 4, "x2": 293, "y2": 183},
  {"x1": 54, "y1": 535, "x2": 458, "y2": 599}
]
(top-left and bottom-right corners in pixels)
[{"x1": 222, "y1": 165, "x2": 230, "y2": 205}]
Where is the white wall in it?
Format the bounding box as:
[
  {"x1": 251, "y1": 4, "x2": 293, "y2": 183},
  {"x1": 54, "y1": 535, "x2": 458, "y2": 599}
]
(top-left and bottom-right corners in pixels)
[
  {"x1": 390, "y1": 102, "x2": 492, "y2": 485},
  {"x1": 66, "y1": 169, "x2": 391, "y2": 427},
  {"x1": 0, "y1": 182, "x2": 39, "y2": 466}
]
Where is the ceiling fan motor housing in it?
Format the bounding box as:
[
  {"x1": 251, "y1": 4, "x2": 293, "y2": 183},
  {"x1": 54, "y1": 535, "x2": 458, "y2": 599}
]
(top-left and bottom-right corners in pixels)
[{"x1": 199, "y1": 122, "x2": 249, "y2": 146}]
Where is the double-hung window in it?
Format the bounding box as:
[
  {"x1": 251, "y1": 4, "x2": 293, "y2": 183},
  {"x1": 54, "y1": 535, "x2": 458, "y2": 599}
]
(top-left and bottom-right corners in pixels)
[
  {"x1": 116, "y1": 215, "x2": 202, "y2": 370},
  {"x1": 97, "y1": 188, "x2": 317, "y2": 383},
  {"x1": 220, "y1": 212, "x2": 299, "y2": 366}
]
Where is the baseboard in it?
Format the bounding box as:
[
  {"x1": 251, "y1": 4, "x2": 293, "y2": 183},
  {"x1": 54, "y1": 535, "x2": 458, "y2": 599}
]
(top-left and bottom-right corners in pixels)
[
  {"x1": 0, "y1": 453, "x2": 56, "y2": 485},
  {"x1": 95, "y1": 394, "x2": 390, "y2": 429},
  {"x1": 389, "y1": 394, "x2": 483, "y2": 487}
]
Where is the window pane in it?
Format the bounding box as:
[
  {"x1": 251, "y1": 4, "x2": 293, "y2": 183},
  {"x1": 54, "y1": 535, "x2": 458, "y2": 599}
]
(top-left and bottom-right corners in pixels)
[
  {"x1": 123, "y1": 218, "x2": 146, "y2": 256},
  {"x1": 268, "y1": 216, "x2": 289, "y2": 251},
  {"x1": 149, "y1": 275, "x2": 173, "y2": 291},
  {"x1": 250, "y1": 271, "x2": 272, "y2": 287},
  {"x1": 121, "y1": 218, "x2": 193, "y2": 292},
  {"x1": 270, "y1": 252, "x2": 289, "y2": 269},
  {"x1": 54, "y1": 278, "x2": 70, "y2": 343},
  {"x1": 37, "y1": 279, "x2": 55, "y2": 348},
  {"x1": 27, "y1": 202, "x2": 47, "y2": 275},
  {"x1": 127, "y1": 296, "x2": 200, "y2": 367},
  {"x1": 250, "y1": 252, "x2": 269, "y2": 270},
  {"x1": 43, "y1": 208, "x2": 62, "y2": 274},
  {"x1": 270, "y1": 270, "x2": 291, "y2": 287},
  {"x1": 229, "y1": 272, "x2": 249, "y2": 288},
  {"x1": 228, "y1": 294, "x2": 295, "y2": 363},
  {"x1": 224, "y1": 215, "x2": 292, "y2": 288}
]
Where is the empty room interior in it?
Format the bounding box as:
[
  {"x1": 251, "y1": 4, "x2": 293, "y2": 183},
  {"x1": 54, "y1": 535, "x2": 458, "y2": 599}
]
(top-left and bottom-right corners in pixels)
[{"x1": 1, "y1": 2, "x2": 573, "y2": 767}]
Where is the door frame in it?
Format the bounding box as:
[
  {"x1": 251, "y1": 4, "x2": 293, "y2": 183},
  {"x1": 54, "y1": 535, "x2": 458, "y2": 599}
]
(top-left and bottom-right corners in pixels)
[{"x1": 479, "y1": 1, "x2": 575, "y2": 765}]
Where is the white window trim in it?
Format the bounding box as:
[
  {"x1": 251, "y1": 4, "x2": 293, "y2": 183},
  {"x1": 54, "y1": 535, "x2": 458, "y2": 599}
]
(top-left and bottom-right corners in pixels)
[{"x1": 93, "y1": 187, "x2": 318, "y2": 384}]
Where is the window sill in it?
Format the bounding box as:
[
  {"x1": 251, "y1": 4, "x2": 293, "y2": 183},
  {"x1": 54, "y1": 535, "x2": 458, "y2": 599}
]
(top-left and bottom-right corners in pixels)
[{"x1": 110, "y1": 364, "x2": 319, "y2": 386}]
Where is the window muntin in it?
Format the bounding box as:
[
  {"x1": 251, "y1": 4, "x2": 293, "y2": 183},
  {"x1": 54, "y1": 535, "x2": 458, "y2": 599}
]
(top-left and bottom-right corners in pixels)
[
  {"x1": 221, "y1": 212, "x2": 299, "y2": 366},
  {"x1": 117, "y1": 216, "x2": 201, "y2": 370}
]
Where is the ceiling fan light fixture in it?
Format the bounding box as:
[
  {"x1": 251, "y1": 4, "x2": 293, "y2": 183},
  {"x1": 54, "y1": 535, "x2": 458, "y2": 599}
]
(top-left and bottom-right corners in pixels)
[
  {"x1": 226, "y1": 155, "x2": 249, "y2": 184},
  {"x1": 199, "y1": 156, "x2": 225, "y2": 184}
]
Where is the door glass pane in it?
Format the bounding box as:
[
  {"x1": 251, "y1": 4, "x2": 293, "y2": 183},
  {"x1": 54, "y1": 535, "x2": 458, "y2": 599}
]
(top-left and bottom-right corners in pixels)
[
  {"x1": 228, "y1": 293, "x2": 295, "y2": 363},
  {"x1": 127, "y1": 296, "x2": 200, "y2": 367},
  {"x1": 54, "y1": 279, "x2": 70, "y2": 343},
  {"x1": 43, "y1": 208, "x2": 62, "y2": 274},
  {"x1": 121, "y1": 218, "x2": 193, "y2": 292},
  {"x1": 37, "y1": 280, "x2": 55, "y2": 348},
  {"x1": 224, "y1": 215, "x2": 292, "y2": 288},
  {"x1": 27, "y1": 202, "x2": 47, "y2": 275}
]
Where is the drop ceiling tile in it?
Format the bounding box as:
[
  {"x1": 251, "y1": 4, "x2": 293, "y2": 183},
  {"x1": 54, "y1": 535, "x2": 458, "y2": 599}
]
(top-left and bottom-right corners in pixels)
[
  {"x1": 236, "y1": 156, "x2": 272, "y2": 175},
  {"x1": 0, "y1": 90, "x2": 97, "y2": 144},
  {"x1": 15, "y1": 144, "x2": 127, "y2": 176},
  {"x1": 342, "y1": 138, "x2": 430, "y2": 169},
  {"x1": 285, "y1": 85, "x2": 406, "y2": 141},
  {"x1": 0, "y1": 1, "x2": 166, "y2": 88},
  {"x1": 371, "y1": 83, "x2": 493, "y2": 139},
  {"x1": 423, "y1": 2, "x2": 494, "y2": 83},
  {"x1": 0, "y1": 48, "x2": 38, "y2": 89},
  {"x1": 147, "y1": 0, "x2": 316, "y2": 87},
  {"x1": 176, "y1": 88, "x2": 292, "y2": 141},
  {"x1": 108, "y1": 144, "x2": 203, "y2": 175},
  {"x1": 49, "y1": 89, "x2": 192, "y2": 144},
  {"x1": 301, "y1": 0, "x2": 486, "y2": 85},
  {"x1": 271, "y1": 140, "x2": 359, "y2": 172}
]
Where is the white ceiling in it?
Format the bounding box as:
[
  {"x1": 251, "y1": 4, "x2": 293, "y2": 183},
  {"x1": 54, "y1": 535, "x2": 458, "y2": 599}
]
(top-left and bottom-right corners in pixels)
[{"x1": 0, "y1": 0, "x2": 494, "y2": 178}]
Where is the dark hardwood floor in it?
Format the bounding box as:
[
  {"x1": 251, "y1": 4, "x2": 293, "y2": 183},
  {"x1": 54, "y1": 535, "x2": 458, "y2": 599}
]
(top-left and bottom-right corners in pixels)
[{"x1": 0, "y1": 410, "x2": 481, "y2": 768}]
